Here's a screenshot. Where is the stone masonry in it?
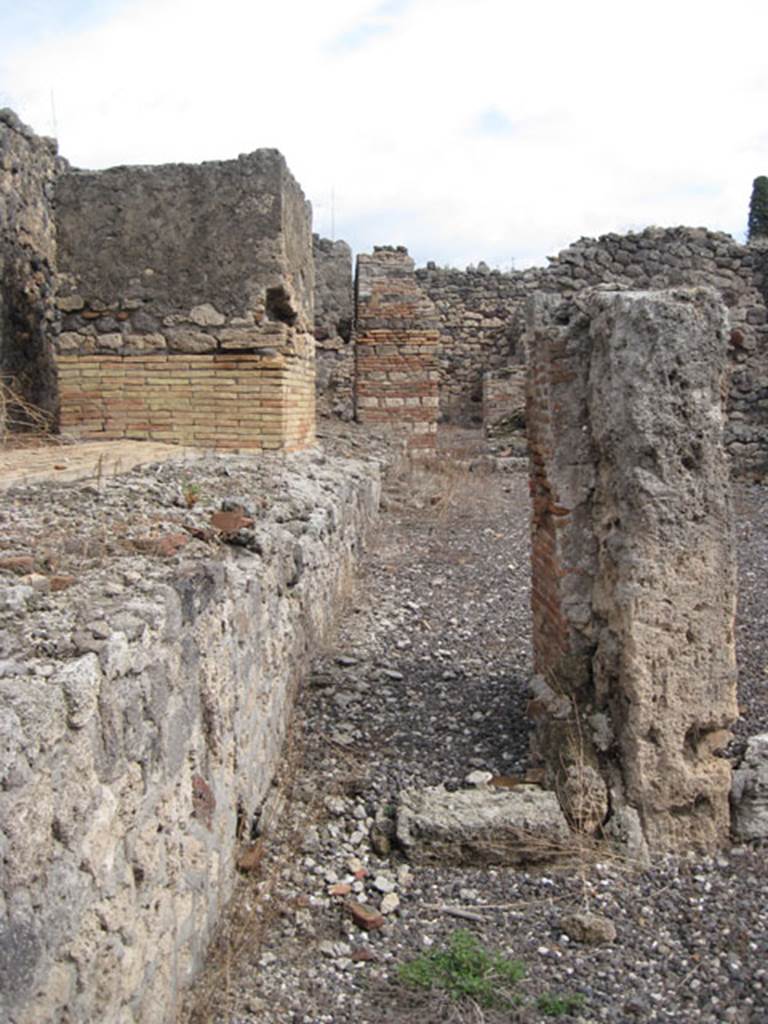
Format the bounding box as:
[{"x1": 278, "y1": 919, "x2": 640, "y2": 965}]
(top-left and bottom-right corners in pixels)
[
  {"x1": 313, "y1": 235, "x2": 354, "y2": 416},
  {"x1": 527, "y1": 287, "x2": 738, "y2": 853},
  {"x1": 54, "y1": 151, "x2": 316, "y2": 451},
  {"x1": 417, "y1": 228, "x2": 768, "y2": 474},
  {"x1": 0, "y1": 110, "x2": 61, "y2": 428},
  {"x1": 0, "y1": 450, "x2": 381, "y2": 1024},
  {"x1": 416, "y1": 261, "x2": 528, "y2": 424},
  {"x1": 354, "y1": 247, "x2": 440, "y2": 451},
  {"x1": 482, "y1": 364, "x2": 527, "y2": 446}
]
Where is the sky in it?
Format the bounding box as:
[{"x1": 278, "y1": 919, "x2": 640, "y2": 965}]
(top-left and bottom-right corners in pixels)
[{"x1": 1, "y1": 0, "x2": 767, "y2": 270}]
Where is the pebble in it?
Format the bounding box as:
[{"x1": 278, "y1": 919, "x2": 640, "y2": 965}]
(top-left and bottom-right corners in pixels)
[
  {"x1": 372, "y1": 875, "x2": 395, "y2": 894},
  {"x1": 380, "y1": 893, "x2": 399, "y2": 915}
]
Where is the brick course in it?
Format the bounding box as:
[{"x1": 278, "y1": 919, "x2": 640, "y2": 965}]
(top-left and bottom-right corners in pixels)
[{"x1": 354, "y1": 247, "x2": 439, "y2": 451}]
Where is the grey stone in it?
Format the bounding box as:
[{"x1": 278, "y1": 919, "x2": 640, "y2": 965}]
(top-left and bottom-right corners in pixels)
[
  {"x1": 59, "y1": 653, "x2": 102, "y2": 729},
  {"x1": 396, "y1": 783, "x2": 571, "y2": 865},
  {"x1": 561, "y1": 910, "x2": 617, "y2": 944},
  {"x1": 731, "y1": 733, "x2": 768, "y2": 840}
]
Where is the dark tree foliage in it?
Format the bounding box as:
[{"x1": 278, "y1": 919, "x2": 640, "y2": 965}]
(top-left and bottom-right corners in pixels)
[{"x1": 748, "y1": 176, "x2": 768, "y2": 241}]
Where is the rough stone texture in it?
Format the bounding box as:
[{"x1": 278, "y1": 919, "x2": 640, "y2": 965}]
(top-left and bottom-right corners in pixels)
[
  {"x1": 527, "y1": 286, "x2": 738, "y2": 852},
  {"x1": 0, "y1": 449, "x2": 381, "y2": 1024},
  {"x1": 417, "y1": 228, "x2": 768, "y2": 473},
  {"x1": 0, "y1": 110, "x2": 61, "y2": 427},
  {"x1": 482, "y1": 365, "x2": 526, "y2": 446},
  {"x1": 396, "y1": 783, "x2": 571, "y2": 865},
  {"x1": 731, "y1": 732, "x2": 768, "y2": 840},
  {"x1": 416, "y1": 262, "x2": 529, "y2": 424},
  {"x1": 54, "y1": 150, "x2": 315, "y2": 450},
  {"x1": 354, "y1": 247, "x2": 440, "y2": 451},
  {"x1": 313, "y1": 236, "x2": 353, "y2": 415}
]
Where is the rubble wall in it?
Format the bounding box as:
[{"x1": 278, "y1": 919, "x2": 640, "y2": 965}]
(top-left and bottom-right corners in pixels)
[
  {"x1": 416, "y1": 263, "x2": 529, "y2": 423},
  {"x1": 0, "y1": 110, "x2": 60, "y2": 426},
  {"x1": 482, "y1": 365, "x2": 526, "y2": 442},
  {"x1": 0, "y1": 450, "x2": 381, "y2": 1024},
  {"x1": 541, "y1": 228, "x2": 768, "y2": 474},
  {"x1": 417, "y1": 229, "x2": 768, "y2": 473},
  {"x1": 54, "y1": 151, "x2": 316, "y2": 450},
  {"x1": 313, "y1": 235, "x2": 354, "y2": 416},
  {"x1": 527, "y1": 287, "x2": 738, "y2": 853},
  {"x1": 355, "y1": 247, "x2": 440, "y2": 451}
]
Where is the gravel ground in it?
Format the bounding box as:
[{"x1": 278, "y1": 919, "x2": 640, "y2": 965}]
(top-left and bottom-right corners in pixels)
[{"x1": 179, "y1": 440, "x2": 768, "y2": 1024}]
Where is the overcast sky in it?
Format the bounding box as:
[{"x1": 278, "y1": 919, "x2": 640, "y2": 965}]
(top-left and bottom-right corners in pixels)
[{"x1": 1, "y1": 0, "x2": 767, "y2": 270}]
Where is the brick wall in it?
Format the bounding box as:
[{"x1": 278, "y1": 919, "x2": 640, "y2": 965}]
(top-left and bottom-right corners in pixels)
[
  {"x1": 354, "y1": 247, "x2": 439, "y2": 451},
  {"x1": 58, "y1": 346, "x2": 314, "y2": 451}
]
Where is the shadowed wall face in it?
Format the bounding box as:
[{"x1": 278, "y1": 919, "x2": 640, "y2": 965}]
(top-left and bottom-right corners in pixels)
[
  {"x1": 0, "y1": 110, "x2": 60, "y2": 428},
  {"x1": 527, "y1": 287, "x2": 737, "y2": 854}
]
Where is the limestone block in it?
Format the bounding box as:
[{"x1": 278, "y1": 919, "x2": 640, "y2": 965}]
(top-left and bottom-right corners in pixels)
[
  {"x1": 59, "y1": 652, "x2": 102, "y2": 728},
  {"x1": 165, "y1": 330, "x2": 217, "y2": 353},
  {"x1": 190, "y1": 303, "x2": 225, "y2": 327},
  {"x1": 396, "y1": 783, "x2": 571, "y2": 865}
]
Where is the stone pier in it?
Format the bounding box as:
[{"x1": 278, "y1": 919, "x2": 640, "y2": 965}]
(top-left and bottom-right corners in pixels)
[{"x1": 527, "y1": 287, "x2": 738, "y2": 853}]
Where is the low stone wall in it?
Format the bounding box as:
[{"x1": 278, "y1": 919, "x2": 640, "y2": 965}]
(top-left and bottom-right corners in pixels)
[
  {"x1": 354, "y1": 247, "x2": 440, "y2": 451},
  {"x1": 527, "y1": 287, "x2": 737, "y2": 854},
  {"x1": 0, "y1": 110, "x2": 61, "y2": 425},
  {"x1": 0, "y1": 448, "x2": 381, "y2": 1023}
]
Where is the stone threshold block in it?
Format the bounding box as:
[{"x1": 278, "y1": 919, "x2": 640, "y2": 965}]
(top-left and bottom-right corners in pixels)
[
  {"x1": 396, "y1": 783, "x2": 571, "y2": 865},
  {"x1": 526, "y1": 286, "x2": 737, "y2": 855}
]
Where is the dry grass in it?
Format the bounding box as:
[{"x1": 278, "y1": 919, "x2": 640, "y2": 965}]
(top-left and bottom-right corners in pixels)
[
  {"x1": 0, "y1": 378, "x2": 57, "y2": 447},
  {"x1": 385, "y1": 452, "x2": 496, "y2": 524}
]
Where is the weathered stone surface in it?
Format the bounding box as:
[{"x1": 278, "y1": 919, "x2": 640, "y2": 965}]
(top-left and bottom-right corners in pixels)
[
  {"x1": 0, "y1": 109, "x2": 60, "y2": 427},
  {"x1": 527, "y1": 287, "x2": 737, "y2": 852},
  {"x1": 0, "y1": 450, "x2": 382, "y2": 1024},
  {"x1": 314, "y1": 235, "x2": 354, "y2": 414},
  {"x1": 731, "y1": 733, "x2": 768, "y2": 840},
  {"x1": 396, "y1": 783, "x2": 571, "y2": 865},
  {"x1": 561, "y1": 910, "x2": 617, "y2": 945},
  {"x1": 56, "y1": 151, "x2": 313, "y2": 328}
]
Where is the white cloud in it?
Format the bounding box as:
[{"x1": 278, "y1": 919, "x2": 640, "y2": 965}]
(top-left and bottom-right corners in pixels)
[{"x1": 2, "y1": 0, "x2": 768, "y2": 267}]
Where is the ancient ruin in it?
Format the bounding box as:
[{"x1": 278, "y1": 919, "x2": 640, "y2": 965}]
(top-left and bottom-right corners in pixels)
[
  {"x1": 1, "y1": 106, "x2": 768, "y2": 1023},
  {"x1": 55, "y1": 151, "x2": 315, "y2": 451},
  {"x1": 353, "y1": 246, "x2": 441, "y2": 451},
  {"x1": 0, "y1": 110, "x2": 60, "y2": 426},
  {"x1": 527, "y1": 286, "x2": 738, "y2": 853}
]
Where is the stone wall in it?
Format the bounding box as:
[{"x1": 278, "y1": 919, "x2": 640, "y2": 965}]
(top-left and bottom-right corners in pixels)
[
  {"x1": 313, "y1": 235, "x2": 354, "y2": 416},
  {"x1": 482, "y1": 365, "x2": 526, "y2": 444},
  {"x1": 416, "y1": 229, "x2": 768, "y2": 472},
  {"x1": 540, "y1": 228, "x2": 768, "y2": 473},
  {"x1": 527, "y1": 286, "x2": 738, "y2": 854},
  {"x1": 0, "y1": 110, "x2": 60, "y2": 427},
  {"x1": 354, "y1": 247, "x2": 440, "y2": 451},
  {"x1": 54, "y1": 151, "x2": 316, "y2": 450},
  {"x1": 416, "y1": 262, "x2": 530, "y2": 424},
  {"x1": 0, "y1": 449, "x2": 381, "y2": 1024}
]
